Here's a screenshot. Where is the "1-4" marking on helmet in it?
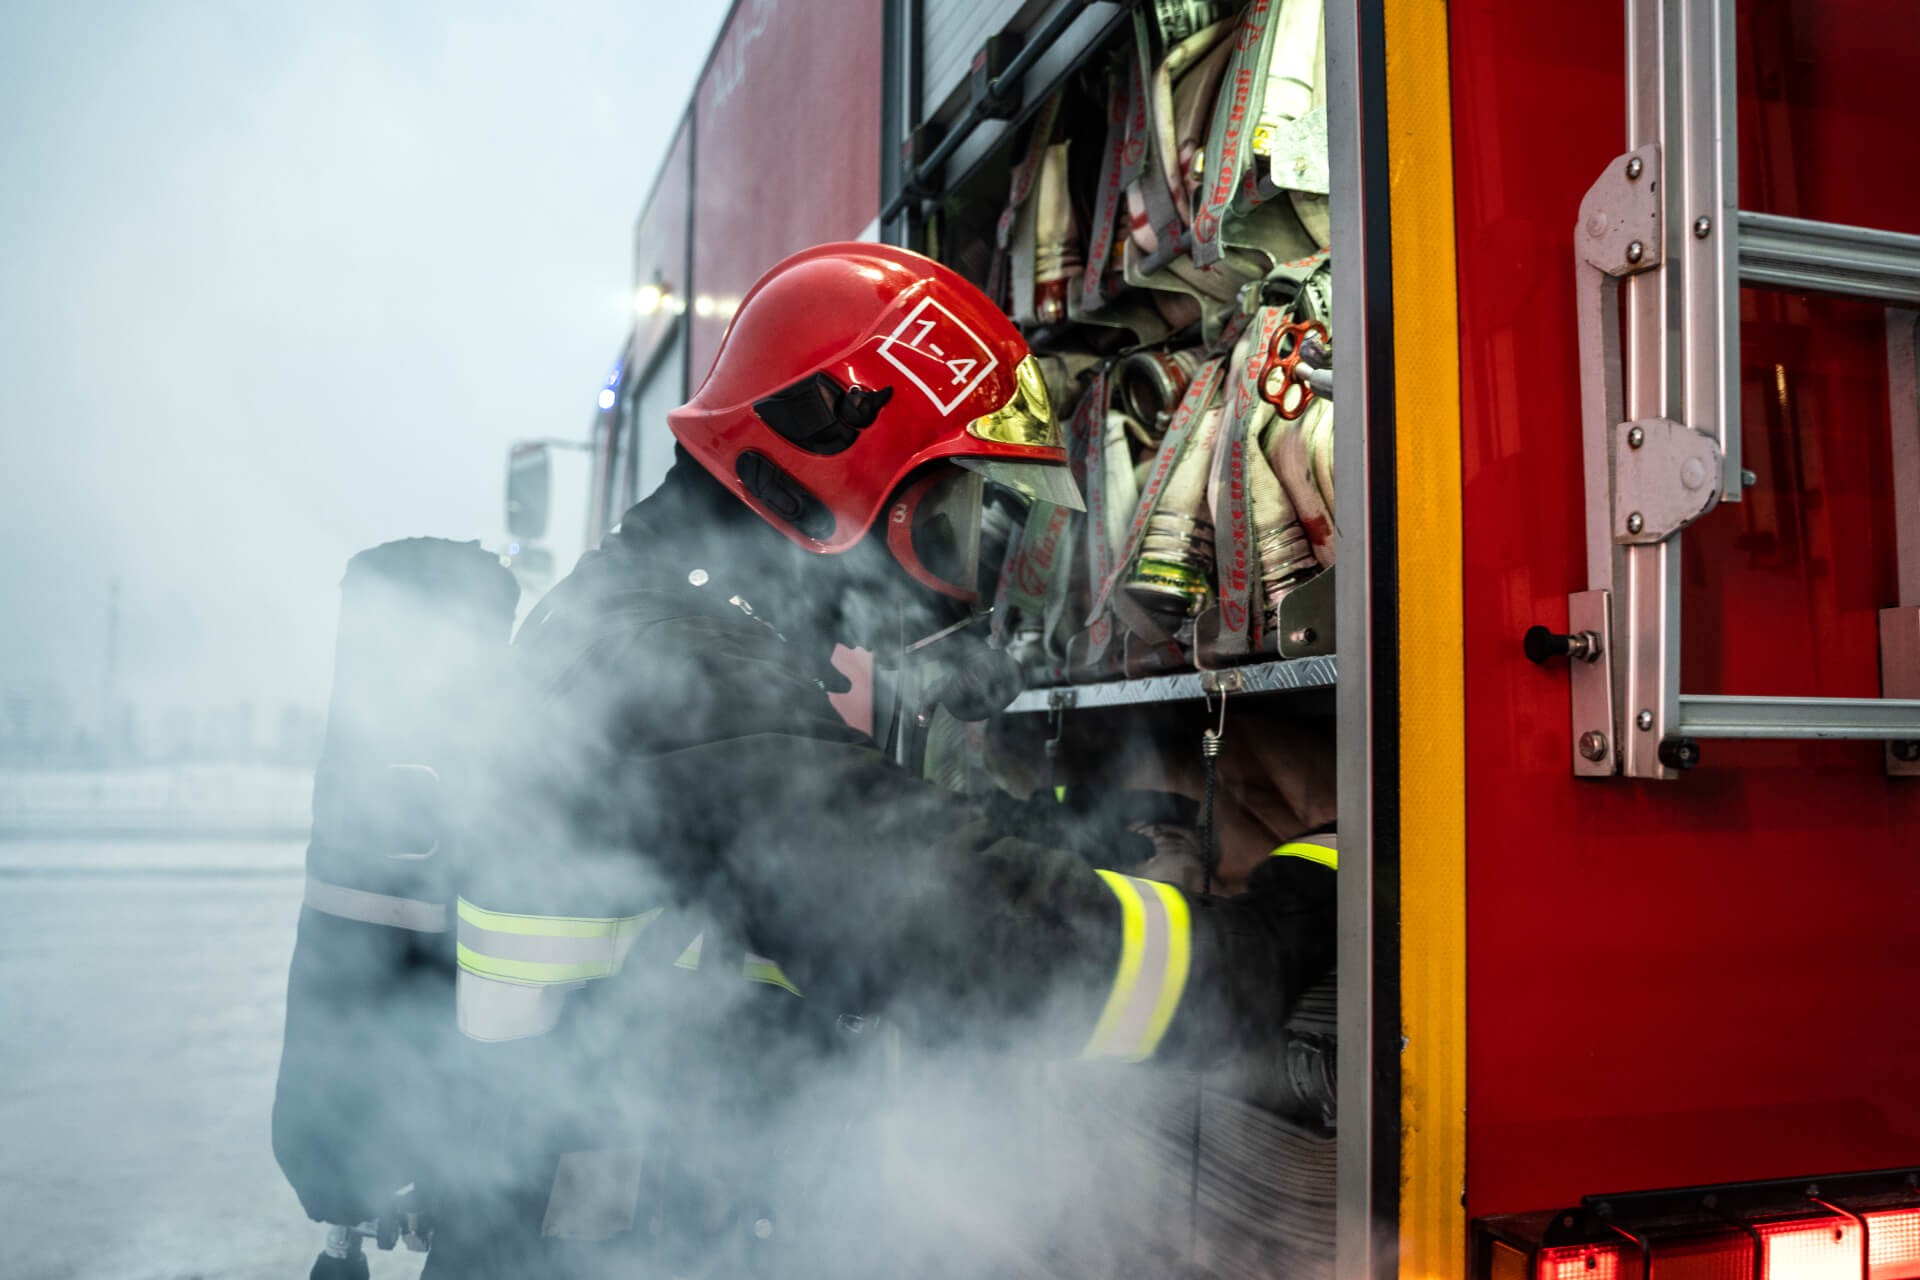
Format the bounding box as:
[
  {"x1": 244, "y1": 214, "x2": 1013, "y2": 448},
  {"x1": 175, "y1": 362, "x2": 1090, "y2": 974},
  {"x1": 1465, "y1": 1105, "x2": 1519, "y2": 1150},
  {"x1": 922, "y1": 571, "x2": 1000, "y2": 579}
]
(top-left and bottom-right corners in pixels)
[{"x1": 876, "y1": 297, "x2": 1000, "y2": 416}]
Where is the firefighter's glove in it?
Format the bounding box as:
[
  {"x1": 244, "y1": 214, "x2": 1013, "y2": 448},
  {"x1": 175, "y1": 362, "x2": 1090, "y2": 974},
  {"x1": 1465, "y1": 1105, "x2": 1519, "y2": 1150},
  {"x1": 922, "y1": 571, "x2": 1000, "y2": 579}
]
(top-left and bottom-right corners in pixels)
[
  {"x1": 1161, "y1": 855, "x2": 1336, "y2": 1067},
  {"x1": 979, "y1": 792, "x2": 1156, "y2": 867},
  {"x1": 918, "y1": 633, "x2": 1025, "y2": 722}
]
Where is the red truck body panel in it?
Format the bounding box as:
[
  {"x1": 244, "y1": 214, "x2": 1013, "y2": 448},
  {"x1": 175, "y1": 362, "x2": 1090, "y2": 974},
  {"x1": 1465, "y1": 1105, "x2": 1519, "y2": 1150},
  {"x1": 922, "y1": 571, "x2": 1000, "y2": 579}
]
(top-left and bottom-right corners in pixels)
[
  {"x1": 632, "y1": 119, "x2": 693, "y2": 378},
  {"x1": 687, "y1": 0, "x2": 885, "y2": 388},
  {"x1": 1452, "y1": 0, "x2": 1920, "y2": 1216}
]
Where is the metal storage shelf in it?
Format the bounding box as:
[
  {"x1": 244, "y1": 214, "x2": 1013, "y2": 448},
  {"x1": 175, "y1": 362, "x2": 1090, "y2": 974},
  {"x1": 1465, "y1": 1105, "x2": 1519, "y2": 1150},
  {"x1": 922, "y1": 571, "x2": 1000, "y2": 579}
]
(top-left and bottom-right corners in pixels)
[{"x1": 1004, "y1": 656, "x2": 1339, "y2": 714}]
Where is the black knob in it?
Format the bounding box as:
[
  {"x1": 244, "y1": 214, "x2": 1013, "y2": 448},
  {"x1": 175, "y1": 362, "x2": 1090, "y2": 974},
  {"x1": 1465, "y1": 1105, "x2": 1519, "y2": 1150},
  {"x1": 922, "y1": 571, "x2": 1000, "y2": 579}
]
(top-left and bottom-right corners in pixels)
[
  {"x1": 1658, "y1": 737, "x2": 1701, "y2": 770},
  {"x1": 1524, "y1": 625, "x2": 1569, "y2": 664},
  {"x1": 1525, "y1": 625, "x2": 1601, "y2": 665}
]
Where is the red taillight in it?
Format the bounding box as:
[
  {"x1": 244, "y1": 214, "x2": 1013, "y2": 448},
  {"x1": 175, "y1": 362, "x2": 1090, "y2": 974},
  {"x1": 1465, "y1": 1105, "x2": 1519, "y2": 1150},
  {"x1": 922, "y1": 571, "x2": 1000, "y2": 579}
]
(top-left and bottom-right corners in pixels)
[
  {"x1": 1868, "y1": 1209, "x2": 1920, "y2": 1280},
  {"x1": 1476, "y1": 1172, "x2": 1920, "y2": 1280},
  {"x1": 1759, "y1": 1219, "x2": 1862, "y2": 1280},
  {"x1": 1540, "y1": 1245, "x2": 1623, "y2": 1280}
]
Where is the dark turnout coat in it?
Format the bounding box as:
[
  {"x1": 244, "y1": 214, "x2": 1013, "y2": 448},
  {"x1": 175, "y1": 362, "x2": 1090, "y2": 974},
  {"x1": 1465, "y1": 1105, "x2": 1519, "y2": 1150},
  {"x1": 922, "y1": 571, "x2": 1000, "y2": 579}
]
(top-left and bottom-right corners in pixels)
[{"x1": 423, "y1": 478, "x2": 1334, "y2": 1277}]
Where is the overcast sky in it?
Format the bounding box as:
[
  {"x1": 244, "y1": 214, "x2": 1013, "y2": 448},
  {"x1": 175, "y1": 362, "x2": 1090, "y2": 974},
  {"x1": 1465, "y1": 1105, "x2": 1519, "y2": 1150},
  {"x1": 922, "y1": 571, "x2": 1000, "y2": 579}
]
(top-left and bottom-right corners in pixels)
[{"x1": 0, "y1": 0, "x2": 729, "y2": 731}]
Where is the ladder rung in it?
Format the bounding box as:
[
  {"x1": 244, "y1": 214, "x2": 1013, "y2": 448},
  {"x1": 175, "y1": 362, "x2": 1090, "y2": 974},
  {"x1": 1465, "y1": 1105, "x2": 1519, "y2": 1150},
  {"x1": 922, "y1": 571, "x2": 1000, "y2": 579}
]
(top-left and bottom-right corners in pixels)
[
  {"x1": 1738, "y1": 211, "x2": 1920, "y2": 308},
  {"x1": 1677, "y1": 693, "x2": 1920, "y2": 740}
]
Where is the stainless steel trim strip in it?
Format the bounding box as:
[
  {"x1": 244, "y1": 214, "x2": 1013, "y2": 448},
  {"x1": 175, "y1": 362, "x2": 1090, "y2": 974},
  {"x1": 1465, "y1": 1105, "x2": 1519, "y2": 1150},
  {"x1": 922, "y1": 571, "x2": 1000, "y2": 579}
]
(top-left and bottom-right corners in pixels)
[{"x1": 1328, "y1": 0, "x2": 1384, "y2": 1271}]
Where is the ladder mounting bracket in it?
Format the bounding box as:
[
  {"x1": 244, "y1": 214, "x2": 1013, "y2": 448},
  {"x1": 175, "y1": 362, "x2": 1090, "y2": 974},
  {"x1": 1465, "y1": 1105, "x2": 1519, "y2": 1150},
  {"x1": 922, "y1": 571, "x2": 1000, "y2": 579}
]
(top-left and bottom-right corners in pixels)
[
  {"x1": 1613, "y1": 417, "x2": 1723, "y2": 543},
  {"x1": 1579, "y1": 145, "x2": 1663, "y2": 278}
]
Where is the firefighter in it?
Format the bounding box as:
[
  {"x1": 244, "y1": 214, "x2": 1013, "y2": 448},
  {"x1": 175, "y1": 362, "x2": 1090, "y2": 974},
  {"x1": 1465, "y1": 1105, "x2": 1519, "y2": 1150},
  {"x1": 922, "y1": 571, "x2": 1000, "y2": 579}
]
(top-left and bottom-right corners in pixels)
[{"x1": 429, "y1": 242, "x2": 1335, "y2": 1278}]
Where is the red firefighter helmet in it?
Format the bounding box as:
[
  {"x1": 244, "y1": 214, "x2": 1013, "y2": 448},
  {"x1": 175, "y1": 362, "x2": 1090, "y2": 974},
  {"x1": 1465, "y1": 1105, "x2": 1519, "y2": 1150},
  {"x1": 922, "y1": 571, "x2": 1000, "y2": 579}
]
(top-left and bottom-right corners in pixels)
[{"x1": 668, "y1": 242, "x2": 1081, "y2": 598}]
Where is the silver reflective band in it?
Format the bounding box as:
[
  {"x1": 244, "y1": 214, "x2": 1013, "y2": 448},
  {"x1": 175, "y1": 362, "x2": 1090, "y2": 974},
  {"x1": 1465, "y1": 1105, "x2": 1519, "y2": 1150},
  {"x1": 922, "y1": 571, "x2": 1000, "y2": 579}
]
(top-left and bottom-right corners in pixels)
[
  {"x1": 1080, "y1": 871, "x2": 1193, "y2": 1062},
  {"x1": 454, "y1": 899, "x2": 661, "y2": 985},
  {"x1": 454, "y1": 898, "x2": 662, "y2": 1043},
  {"x1": 303, "y1": 876, "x2": 448, "y2": 933},
  {"x1": 542, "y1": 1148, "x2": 646, "y2": 1241}
]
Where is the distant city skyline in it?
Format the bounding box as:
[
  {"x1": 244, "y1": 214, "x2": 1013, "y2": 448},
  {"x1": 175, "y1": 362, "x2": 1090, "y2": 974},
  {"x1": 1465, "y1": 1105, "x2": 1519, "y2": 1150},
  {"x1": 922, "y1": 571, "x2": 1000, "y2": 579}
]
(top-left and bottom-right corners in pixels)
[
  {"x1": 0, "y1": 1, "x2": 730, "y2": 741},
  {"x1": 1, "y1": 680, "x2": 327, "y2": 769}
]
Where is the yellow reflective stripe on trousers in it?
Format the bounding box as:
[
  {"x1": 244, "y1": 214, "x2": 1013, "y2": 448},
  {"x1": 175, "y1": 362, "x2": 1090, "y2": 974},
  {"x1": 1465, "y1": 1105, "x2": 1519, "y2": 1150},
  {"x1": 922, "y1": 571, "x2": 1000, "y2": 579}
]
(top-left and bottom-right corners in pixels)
[
  {"x1": 671, "y1": 933, "x2": 800, "y2": 996},
  {"x1": 1080, "y1": 871, "x2": 1192, "y2": 1062},
  {"x1": 457, "y1": 897, "x2": 659, "y2": 940},
  {"x1": 455, "y1": 898, "x2": 663, "y2": 1042},
  {"x1": 1273, "y1": 834, "x2": 1338, "y2": 870},
  {"x1": 454, "y1": 898, "x2": 661, "y2": 985},
  {"x1": 742, "y1": 953, "x2": 801, "y2": 997}
]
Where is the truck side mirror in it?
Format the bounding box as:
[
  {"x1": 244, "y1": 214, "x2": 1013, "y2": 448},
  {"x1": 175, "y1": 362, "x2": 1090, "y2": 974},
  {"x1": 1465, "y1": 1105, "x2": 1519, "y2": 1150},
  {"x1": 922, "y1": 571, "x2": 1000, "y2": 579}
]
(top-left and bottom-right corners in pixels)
[{"x1": 506, "y1": 442, "x2": 552, "y2": 540}]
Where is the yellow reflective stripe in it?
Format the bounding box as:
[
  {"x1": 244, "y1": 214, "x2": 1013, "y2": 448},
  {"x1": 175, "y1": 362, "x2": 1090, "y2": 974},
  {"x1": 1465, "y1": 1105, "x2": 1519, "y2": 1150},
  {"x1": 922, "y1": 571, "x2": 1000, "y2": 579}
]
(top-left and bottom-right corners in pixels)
[
  {"x1": 456, "y1": 941, "x2": 607, "y2": 986},
  {"x1": 1084, "y1": 870, "x2": 1147, "y2": 1055},
  {"x1": 1138, "y1": 879, "x2": 1190, "y2": 1054},
  {"x1": 1081, "y1": 871, "x2": 1190, "y2": 1062},
  {"x1": 673, "y1": 932, "x2": 704, "y2": 971},
  {"x1": 1273, "y1": 840, "x2": 1338, "y2": 871},
  {"x1": 742, "y1": 954, "x2": 801, "y2": 997},
  {"x1": 456, "y1": 896, "x2": 655, "y2": 939},
  {"x1": 1053, "y1": 784, "x2": 1067, "y2": 803}
]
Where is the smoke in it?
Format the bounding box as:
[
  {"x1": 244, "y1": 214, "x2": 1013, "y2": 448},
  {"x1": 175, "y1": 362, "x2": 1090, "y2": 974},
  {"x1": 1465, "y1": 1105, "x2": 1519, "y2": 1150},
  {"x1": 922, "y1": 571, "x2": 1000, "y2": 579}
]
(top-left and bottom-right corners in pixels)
[
  {"x1": 0, "y1": 5, "x2": 731, "y2": 1277},
  {"x1": 0, "y1": 9, "x2": 1341, "y2": 1272},
  {"x1": 263, "y1": 465, "x2": 1337, "y2": 1280}
]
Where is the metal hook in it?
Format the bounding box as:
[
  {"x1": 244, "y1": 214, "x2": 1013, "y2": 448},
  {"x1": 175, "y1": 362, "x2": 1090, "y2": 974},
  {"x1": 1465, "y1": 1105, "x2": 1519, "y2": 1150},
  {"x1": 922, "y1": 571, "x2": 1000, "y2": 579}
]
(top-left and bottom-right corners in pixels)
[{"x1": 1202, "y1": 684, "x2": 1228, "y2": 757}]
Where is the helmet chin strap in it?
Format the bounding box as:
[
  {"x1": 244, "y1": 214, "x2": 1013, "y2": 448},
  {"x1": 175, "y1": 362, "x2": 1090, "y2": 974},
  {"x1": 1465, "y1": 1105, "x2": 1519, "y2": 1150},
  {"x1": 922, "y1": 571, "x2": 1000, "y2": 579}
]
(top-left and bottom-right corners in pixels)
[{"x1": 904, "y1": 608, "x2": 990, "y2": 655}]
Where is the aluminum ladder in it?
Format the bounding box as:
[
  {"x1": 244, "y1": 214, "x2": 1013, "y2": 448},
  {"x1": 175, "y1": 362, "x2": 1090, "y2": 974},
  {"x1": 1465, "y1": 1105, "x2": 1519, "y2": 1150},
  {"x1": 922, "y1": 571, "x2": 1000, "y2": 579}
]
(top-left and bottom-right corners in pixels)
[{"x1": 1548, "y1": 0, "x2": 1920, "y2": 779}]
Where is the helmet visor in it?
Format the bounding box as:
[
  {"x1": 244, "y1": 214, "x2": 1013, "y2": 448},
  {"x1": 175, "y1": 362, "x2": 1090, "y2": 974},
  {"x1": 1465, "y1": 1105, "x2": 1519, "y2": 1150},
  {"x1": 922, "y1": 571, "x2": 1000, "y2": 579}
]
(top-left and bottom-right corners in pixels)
[{"x1": 954, "y1": 457, "x2": 1085, "y2": 511}]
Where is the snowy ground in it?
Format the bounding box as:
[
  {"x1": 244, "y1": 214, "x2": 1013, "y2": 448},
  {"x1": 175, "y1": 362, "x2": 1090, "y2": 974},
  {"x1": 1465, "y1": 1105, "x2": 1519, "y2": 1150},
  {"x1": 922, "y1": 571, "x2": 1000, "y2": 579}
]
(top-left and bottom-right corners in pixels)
[{"x1": 0, "y1": 840, "x2": 425, "y2": 1280}]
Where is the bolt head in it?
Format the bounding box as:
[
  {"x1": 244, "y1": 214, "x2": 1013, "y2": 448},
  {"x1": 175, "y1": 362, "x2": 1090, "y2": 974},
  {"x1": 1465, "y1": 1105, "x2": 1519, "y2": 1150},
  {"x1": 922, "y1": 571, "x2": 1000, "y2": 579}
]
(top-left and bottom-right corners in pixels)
[
  {"x1": 1627, "y1": 425, "x2": 1646, "y2": 449},
  {"x1": 1637, "y1": 709, "x2": 1655, "y2": 732},
  {"x1": 1742, "y1": 468, "x2": 1758, "y2": 488},
  {"x1": 1626, "y1": 156, "x2": 1644, "y2": 180},
  {"x1": 1681, "y1": 457, "x2": 1708, "y2": 490},
  {"x1": 1579, "y1": 731, "x2": 1610, "y2": 761},
  {"x1": 1693, "y1": 215, "x2": 1712, "y2": 238},
  {"x1": 1626, "y1": 240, "x2": 1646, "y2": 264},
  {"x1": 687, "y1": 568, "x2": 710, "y2": 587},
  {"x1": 1627, "y1": 511, "x2": 1645, "y2": 534},
  {"x1": 1894, "y1": 740, "x2": 1920, "y2": 763}
]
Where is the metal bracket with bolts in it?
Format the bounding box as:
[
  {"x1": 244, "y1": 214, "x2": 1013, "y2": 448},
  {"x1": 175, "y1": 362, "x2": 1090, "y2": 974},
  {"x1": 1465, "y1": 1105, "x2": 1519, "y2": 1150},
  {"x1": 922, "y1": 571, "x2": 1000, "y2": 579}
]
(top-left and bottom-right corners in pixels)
[{"x1": 1613, "y1": 416, "x2": 1723, "y2": 543}]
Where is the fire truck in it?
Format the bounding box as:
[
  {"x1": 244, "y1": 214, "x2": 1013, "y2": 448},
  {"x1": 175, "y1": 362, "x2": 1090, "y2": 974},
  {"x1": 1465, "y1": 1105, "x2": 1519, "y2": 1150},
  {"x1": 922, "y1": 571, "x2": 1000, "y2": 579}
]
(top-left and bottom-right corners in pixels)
[{"x1": 501, "y1": 0, "x2": 1920, "y2": 1275}]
